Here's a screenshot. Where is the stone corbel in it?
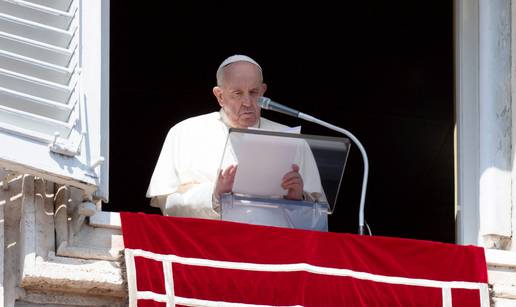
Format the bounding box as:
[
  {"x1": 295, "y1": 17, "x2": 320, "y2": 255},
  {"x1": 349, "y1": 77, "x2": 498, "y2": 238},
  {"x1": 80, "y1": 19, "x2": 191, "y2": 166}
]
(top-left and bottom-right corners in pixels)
[
  {"x1": 18, "y1": 176, "x2": 126, "y2": 300},
  {"x1": 54, "y1": 184, "x2": 124, "y2": 261}
]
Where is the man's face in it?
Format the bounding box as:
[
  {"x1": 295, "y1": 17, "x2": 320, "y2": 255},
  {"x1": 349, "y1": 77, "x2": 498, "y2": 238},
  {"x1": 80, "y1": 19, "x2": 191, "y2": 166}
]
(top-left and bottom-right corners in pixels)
[{"x1": 214, "y1": 62, "x2": 266, "y2": 128}]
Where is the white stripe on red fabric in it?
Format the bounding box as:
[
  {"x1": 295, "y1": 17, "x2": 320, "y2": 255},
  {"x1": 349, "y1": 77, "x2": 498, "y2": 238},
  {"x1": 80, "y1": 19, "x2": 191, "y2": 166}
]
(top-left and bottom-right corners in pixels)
[
  {"x1": 125, "y1": 248, "x2": 490, "y2": 307},
  {"x1": 137, "y1": 291, "x2": 168, "y2": 302},
  {"x1": 479, "y1": 284, "x2": 489, "y2": 307},
  {"x1": 442, "y1": 288, "x2": 452, "y2": 307},
  {"x1": 163, "y1": 261, "x2": 175, "y2": 307},
  {"x1": 175, "y1": 296, "x2": 303, "y2": 307},
  {"x1": 125, "y1": 249, "x2": 139, "y2": 307},
  {"x1": 136, "y1": 291, "x2": 303, "y2": 307}
]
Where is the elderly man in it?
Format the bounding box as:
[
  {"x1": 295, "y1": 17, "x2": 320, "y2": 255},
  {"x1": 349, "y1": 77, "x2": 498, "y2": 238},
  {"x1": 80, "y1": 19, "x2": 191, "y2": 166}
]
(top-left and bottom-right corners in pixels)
[{"x1": 146, "y1": 55, "x2": 311, "y2": 218}]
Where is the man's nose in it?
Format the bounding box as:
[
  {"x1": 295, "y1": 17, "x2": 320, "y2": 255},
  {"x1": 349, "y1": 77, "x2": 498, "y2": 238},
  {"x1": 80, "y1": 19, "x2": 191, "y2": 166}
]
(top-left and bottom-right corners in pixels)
[{"x1": 241, "y1": 94, "x2": 253, "y2": 107}]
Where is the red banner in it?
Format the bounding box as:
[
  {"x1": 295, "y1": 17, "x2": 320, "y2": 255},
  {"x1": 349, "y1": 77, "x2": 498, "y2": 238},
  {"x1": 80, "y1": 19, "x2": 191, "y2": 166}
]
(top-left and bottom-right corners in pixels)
[{"x1": 121, "y1": 212, "x2": 488, "y2": 307}]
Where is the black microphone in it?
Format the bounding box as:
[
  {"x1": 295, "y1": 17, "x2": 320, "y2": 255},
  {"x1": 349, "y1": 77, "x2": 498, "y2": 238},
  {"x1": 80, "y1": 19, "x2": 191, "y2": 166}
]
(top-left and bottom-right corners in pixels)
[{"x1": 258, "y1": 96, "x2": 300, "y2": 118}]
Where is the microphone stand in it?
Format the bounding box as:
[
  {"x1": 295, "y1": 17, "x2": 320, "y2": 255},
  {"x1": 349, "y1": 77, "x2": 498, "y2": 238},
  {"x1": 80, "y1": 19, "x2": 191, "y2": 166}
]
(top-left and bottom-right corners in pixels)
[
  {"x1": 298, "y1": 112, "x2": 369, "y2": 235},
  {"x1": 259, "y1": 97, "x2": 369, "y2": 235}
]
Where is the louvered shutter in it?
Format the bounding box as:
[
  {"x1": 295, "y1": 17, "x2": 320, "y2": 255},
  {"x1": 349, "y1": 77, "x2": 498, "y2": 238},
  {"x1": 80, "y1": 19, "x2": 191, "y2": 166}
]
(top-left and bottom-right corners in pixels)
[{"x1": 0, "y1": 0, "x2": 109, "y2": 200}]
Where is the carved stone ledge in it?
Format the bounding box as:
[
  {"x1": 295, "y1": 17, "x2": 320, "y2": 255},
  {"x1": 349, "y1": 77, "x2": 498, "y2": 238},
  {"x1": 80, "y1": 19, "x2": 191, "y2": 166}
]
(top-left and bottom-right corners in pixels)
[
  {"x1": 20, "y1": 252, "x2": 126, "y2": 297},
  {"x1": 486, "y1": 249, "x2": 516, "y2": 303},
  {"x1": 17, "y1": 289, "x2": 127, "y2": 306}
]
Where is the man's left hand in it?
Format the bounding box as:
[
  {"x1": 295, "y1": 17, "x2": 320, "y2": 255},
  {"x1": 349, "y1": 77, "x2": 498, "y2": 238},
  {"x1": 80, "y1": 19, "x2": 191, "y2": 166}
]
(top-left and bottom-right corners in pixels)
[{"x1": 282, "y1": 164, "x2": 303, "y2": 200}]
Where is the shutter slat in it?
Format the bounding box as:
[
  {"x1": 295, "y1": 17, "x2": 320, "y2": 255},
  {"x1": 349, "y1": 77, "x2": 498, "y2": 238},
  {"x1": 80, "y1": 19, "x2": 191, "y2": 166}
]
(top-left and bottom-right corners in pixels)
[
  {"x1": 0, "y1": 32, "x2": 73, "y2": 66},
  {"x1": 0, "y1": 120, "x2": 54, "y2": 143},
  {"x1": 0, "y1": 86, "x2": 74, "y2": 121},
  {"x1": 0, "y1": 104, "x2": 73, "y2": 137},
  {"x1": 21, "y1": 0, "x2": 74, "y2": 13},
  {"x1": 0, "y1": 1, "x2": 74, "y2": 30},
  {"x1": 0, "y1": 49, "x2": 74, "y2": 85},
  {"x1": 0, "y1": 68, "x2": 74, "y2": 102},
  {"x1": 0, "y1": 13, "x2": 74, "y2": 48}
]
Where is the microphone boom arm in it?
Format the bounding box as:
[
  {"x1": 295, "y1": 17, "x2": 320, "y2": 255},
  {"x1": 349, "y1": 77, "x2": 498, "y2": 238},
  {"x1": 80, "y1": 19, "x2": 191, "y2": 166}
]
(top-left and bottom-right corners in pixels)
[
  {"x1": 298, "y1": 112, "x2": 369, "y2": 235},
  {"x1": 258, "y1": 97, "x2": 369, "y2": 235}
]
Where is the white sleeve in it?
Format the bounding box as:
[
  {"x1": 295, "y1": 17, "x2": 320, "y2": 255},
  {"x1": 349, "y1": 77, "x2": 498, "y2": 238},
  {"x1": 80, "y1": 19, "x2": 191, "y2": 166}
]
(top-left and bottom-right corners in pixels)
[
  {"x1": 146, "y1": 127, "x2": 182, "y2": 198},
  {"x1": 159, "y1": 182, "x2": 219, "y2": 219}
]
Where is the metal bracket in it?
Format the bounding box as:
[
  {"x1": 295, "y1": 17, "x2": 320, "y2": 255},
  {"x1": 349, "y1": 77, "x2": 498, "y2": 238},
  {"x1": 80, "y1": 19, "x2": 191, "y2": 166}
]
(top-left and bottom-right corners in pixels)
[{"x1": 48, "y1": 131, "x2": 85, "y2": 157}]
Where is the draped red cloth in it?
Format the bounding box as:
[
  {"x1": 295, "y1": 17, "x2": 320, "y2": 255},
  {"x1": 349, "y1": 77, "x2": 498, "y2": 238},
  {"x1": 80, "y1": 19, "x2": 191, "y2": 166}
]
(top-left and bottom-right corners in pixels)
[{"x1": 121, "y1": 212, "x2": 488, "y2": 307}]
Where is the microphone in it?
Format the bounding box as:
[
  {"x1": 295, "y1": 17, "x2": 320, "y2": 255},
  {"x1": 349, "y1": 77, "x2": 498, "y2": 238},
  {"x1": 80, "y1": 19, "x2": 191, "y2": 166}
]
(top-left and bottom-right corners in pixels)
[{"x1": 258, "y1": 96, "x2": 300, "y2": 118}]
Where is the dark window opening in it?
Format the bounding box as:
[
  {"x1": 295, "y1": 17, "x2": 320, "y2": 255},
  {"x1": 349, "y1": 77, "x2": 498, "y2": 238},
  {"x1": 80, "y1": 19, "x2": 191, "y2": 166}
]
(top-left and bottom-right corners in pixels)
[{"x1": 108, "y1": 1, "x2": 454, "y2": 243}]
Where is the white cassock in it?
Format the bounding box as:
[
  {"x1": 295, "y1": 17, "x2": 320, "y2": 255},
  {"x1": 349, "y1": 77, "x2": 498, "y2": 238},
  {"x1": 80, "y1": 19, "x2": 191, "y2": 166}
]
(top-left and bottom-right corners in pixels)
[{"x1": 146, "y1": 109, "x2": 325, "y2": 219}]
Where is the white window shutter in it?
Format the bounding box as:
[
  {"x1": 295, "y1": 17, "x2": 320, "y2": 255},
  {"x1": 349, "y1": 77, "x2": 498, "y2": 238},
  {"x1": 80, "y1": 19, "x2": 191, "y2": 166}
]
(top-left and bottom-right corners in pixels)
[{"x1": 0, "y1": 0, "x2": 109, "y2": 201}]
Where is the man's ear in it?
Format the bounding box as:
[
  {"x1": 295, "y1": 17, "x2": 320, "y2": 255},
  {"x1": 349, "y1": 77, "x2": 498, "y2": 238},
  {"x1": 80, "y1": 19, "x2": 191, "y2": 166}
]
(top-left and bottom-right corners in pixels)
[
  {"x1": 213, "y1": 86, "x2": 224, "y2": 107},
  {"x1": 260, "y1": 83, "x2": 267, "y2": 96}
]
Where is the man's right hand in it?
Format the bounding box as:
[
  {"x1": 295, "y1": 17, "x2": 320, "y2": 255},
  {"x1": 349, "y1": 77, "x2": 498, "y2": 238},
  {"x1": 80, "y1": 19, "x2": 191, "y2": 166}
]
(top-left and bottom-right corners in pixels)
[{"x1": 214, "y1": 165, "x2": 237, "y2": 200}]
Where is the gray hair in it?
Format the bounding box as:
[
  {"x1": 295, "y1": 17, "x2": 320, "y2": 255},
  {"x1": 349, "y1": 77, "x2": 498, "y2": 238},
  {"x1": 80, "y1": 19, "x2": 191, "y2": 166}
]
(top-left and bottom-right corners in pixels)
[{"x1": 216, "y1": 54, "x2": 263, "y2": 86}]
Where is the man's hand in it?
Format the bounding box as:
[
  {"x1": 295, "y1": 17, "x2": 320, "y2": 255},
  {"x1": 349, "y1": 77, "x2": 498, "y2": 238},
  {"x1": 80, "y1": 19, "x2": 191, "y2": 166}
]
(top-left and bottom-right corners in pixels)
[
  {"x1": 282, "y1": 164, "x2": 303, "y2": 200},
  {"x1": 214, "y1": 165, "x2": 237, "y2": 199}
]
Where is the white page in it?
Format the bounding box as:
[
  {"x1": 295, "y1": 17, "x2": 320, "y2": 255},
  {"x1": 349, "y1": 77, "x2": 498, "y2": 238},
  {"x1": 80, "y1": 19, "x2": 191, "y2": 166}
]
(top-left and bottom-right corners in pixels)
[{"x1": 231, "y1": 127, "x2": 302, "y2": 197}]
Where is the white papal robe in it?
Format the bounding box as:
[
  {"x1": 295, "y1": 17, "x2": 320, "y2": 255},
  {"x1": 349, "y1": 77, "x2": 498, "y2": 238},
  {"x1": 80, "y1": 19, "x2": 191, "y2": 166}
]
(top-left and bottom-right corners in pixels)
[{"x1": 146, "y1": 110, "x2": 324, "y2": 219}]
